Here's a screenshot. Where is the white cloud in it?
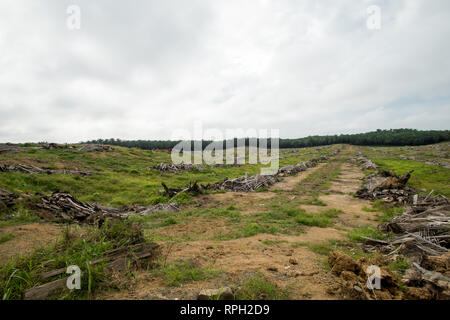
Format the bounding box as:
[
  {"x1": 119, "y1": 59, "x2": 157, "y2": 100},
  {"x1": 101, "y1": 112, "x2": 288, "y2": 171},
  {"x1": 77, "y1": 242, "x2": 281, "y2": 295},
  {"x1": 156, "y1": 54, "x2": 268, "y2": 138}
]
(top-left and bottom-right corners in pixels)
[{"x1": 0, "y1": 0, "x2": 449, "y2": 143}]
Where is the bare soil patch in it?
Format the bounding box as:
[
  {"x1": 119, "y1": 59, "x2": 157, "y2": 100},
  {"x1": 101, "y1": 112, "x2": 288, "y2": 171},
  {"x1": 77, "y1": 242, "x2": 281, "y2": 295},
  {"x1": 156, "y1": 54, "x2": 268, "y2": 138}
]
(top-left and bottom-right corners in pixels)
[{"x1": 0, "y1": 223, "x2": 62, "y2": 262}]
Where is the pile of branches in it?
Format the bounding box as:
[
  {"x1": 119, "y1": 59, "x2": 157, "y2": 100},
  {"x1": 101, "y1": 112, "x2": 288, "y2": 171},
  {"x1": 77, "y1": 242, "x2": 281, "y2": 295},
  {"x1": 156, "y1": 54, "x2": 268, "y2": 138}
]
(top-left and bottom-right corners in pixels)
[
  {"x1": 356, "y1": 151, "x2": 378, "y2": 170},
  {"x1": 77, "y1": 144, "x2": 114, "y2": 152},
  {"x1": 41, "y1": 143, "x2": 76, "y2": 150},
  {"x1": 277, "y1": 153, "x2": 335, "y2": 176},
  {"x1": 376, "y1": 195, "x2": 449, "y2": 258},
  {"x1": 361, "y1": 195, "x2": 450, "y2": 299},
  {"x1": 202, "y1": 174, "x2": 278, "y2": 192},
  {"x1": 154, "y1": 162, "x2": 243, "y2": 173},
  {"x1": 159, "y1": 150, "x2": 340, "y2": 196},
  {"x1": 35, "y1": 192, "x2": 179, "y2": 224},
  {"x1": 0, "y1": 189, "x2": 19, "y2": 208},
  {"x1": 160, "y1": 181, "x2": 204, "y2": 197},
  {"x1": 0, "y1": 163, "x2": 92, "y2": 176},
  {"x1": 277, "y1": 160, "x2": 315, "y2": 176},
  {"x1": 356, "y1": 169, "x2": 415, "y2": 204},
  {"x1": 154, "y1": 163, "x2": 205, "y2": 173}
]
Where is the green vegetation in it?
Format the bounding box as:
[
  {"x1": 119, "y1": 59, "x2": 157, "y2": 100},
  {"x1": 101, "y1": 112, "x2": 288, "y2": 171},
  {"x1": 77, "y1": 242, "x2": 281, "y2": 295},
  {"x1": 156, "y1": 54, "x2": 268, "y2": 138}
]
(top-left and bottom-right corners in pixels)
[
  {"x1": 261, "y1": 240, "x2": 287, "y2": 246},
  {"x1": 388, "y1": 256, "x2": 410, "y2": 276},
  {"x1": 295, "y1": 160, "x2": 342, "y2": 196},
  {"x1": 361, "y1": 145, "x2": 450, "y2": 197},
  {"x1": 0, "y1": 233, "x2": 14, "y2": 244},
  {"x1": 0, "y1": 208, "x2": 40, "y2": 228},
  {"x1": 362, "y1": 199, "x2": 404, "y2": 222},
  {"x1": 348, "y1": 226, "x2": 389, "y2": 242},
  {"x1": 295, "y1": 209, "x2": 343, "y2": 228},
  {"x1": 296, "y1": 242, "x2": 335, "y2": 256},
  {"x1": 157, "y1": 259, "x2": 220, "y2": 287},
  {"x1": 298, "y1": 198, "x2": 327, "y2": 206},
  {"x1": 0, "y1": 145, "x2": 334, "y2": 208},
  {"x1": 0, "y1": 219, "x2": 148, "y2": 300},
  {"x1": 235, "y1": 273, "x2": 288, "y2": 300}
]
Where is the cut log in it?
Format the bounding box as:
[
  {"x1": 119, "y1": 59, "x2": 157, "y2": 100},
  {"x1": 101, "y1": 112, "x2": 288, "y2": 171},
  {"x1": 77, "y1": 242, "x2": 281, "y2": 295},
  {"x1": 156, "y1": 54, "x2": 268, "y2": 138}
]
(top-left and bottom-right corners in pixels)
[{"x1": 24, "y1": 278, "x2": 68, "y2": 300}]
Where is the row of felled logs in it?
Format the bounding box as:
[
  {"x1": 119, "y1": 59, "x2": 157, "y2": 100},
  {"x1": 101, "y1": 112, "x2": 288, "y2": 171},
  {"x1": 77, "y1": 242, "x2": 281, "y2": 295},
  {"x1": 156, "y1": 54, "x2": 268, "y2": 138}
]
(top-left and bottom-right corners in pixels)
[
  {"x1": 201, "y1": 174, "x2": 278, "y2": 192},
  {"x1": 161, "y1": 149, "x2": 340, "y2": 196},
  {"x1": 0, "y1": 163, "x2": 93, "y2": 176},
  {"x1": 355, "y1": 151, "x2": 378, "y2": 170},
  {"x1": 154, "y1": 163, "x2": 206, "y2": 173},
  {"x1": 35, "y1": 192, "x2": 179, "y2": 224},
  {"x1": 154, "y1": 162, "x2": 245, "y2": 173}
]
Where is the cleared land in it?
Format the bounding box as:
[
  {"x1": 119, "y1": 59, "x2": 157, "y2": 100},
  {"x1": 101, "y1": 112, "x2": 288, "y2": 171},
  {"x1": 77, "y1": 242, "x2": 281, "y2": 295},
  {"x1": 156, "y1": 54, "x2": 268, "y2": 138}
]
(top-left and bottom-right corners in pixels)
[{"x1": 0, "y1": 142, "x2": 448, "y2": 300}]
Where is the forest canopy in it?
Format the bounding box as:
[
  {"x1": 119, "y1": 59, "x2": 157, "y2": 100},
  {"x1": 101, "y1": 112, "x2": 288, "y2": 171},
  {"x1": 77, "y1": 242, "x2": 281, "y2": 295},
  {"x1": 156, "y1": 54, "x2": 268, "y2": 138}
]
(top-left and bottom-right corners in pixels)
[{"x1": 85, "y1": 129, "x2": 450, "y2": 150}]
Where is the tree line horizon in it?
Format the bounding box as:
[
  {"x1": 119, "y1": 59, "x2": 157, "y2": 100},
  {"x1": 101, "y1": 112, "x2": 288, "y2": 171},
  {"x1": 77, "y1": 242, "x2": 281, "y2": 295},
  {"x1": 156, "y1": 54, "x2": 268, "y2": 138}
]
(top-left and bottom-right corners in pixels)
[{"x1": 83, "y1": 129, "x2": 450, "y2": 150}]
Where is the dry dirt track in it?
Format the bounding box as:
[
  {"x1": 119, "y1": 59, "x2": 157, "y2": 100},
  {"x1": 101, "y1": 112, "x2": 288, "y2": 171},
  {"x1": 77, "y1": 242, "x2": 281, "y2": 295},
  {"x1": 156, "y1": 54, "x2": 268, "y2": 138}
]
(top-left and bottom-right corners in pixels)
[
  {"x1": 0, "y1": 224, "x2": 62, "y2": 262},
  {"x1": 98, "y1": 151, "x2": 381, "y2": 300}
]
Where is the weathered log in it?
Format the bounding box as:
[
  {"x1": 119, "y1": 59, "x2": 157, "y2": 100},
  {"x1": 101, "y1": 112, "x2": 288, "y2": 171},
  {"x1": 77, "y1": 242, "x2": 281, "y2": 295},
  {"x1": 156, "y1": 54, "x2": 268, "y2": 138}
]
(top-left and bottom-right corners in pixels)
[
  {"x1": 24, "y1": 278, "x2": 68, "y2": 300},
  {"x1": 27, "y1": 242, "x2": 159, "y2": 299}
]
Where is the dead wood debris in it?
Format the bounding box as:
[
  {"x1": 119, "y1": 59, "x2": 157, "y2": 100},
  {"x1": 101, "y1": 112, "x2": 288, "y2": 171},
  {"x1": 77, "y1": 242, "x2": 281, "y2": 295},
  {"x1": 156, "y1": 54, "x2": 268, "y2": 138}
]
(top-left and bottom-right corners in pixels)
[
  {"x1": 153, "y1": 162, "x2": 243, "y2": 173},
  {"x1": 77, "y1": 144, "x2": 114, "y2": 152},
  {"x1": 356, "y1": 194, "x2": 450, "y2": 299},
  {"x1": 159, "y1": 150, "x2": 340, "y2": 196},
  {"x1": 35, "y1": 192, "x2": 179, "y2": 224},
  {"x1": 0, "y1": 189, "x2": 20, "y2": 208},
  {"x1": 201, "y1": 174, "x2": 279, "y2": 192},
  {"x1": 0, "y1": 143, "x2": 112, "y2": 154},
  {"x1": 23, "y1": 242, "x2": 159, "y2": 300},
  {"x1": 355, "y1": 151, "x2": 378, "y2": 170},
  {"x1": 356, "y1": 169, "x2": 415, "y2": 204},
  {"x1": 0, "y1": 163, "x2": 93, "y2": 176},
  {"x1": 154, "y1": 163, "x2": 206, "y2": 173},
  {"x1": 367, "y1": 195, "x2": 450, "y2": 260}
]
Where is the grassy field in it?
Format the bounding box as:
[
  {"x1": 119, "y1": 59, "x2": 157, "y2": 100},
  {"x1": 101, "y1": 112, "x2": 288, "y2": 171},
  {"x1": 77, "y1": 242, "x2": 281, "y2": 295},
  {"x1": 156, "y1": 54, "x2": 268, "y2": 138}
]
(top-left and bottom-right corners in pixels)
[
  {"x1": 359, "y1": 142, "x2": 450, "y2": 197},
  {"x1": 0, "y1": 145, "x2": 336, "y2": 208}
]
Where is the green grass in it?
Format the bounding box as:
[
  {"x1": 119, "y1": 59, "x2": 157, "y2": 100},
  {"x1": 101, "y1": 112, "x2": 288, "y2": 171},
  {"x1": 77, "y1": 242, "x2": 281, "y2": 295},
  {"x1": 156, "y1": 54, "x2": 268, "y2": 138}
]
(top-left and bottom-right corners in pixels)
[
  {"x1": 157, "y1": 259, "x2": 221, "y2": 287},
  {"x1": 294, "y1": 241, "x2": 335, "y2": 256},
  {"x1": 298, "y1": 198, "x2": 327, "y2": 206},
  {"x1": 0, "y1": 208, "x2": 40, "y2": 228},
  {"x1": 348, "y1": 226, "x2": 389, "y2": 242},
  {"x1": 388, "y1": 255, "x2": 410, "y2": 275},
  {"x1": 0, "y1": 233, "x2": 15, "y2": 244},
  {"x1": 235, "y1": 273, "x2": 288, "y2": 300},
  {"x1": 360, "y1": 148, "x2": 450, "y2": 197},
  {"x1": 0, "y1": 219, "x2": 149, "y2": 300},
  {"x1": 294, "y1": 209, "x2": 342, "y2": 228},
  {"x1": 294, "y1": 159, "x2": 342, "y2": 196},
  {"x1": 0, "y1": 145, "x2": 336, "y2": 208},
  {"x1": 362, "y1": 199, "x2": 404, "y2": 222},
  {"x1": 261, "y1": 240, "x2": 287, "y2": 246}
]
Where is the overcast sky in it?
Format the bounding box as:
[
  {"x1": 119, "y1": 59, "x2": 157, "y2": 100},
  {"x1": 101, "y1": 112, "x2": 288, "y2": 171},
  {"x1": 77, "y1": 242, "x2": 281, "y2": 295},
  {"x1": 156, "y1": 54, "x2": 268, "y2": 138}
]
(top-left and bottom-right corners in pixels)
[{"x1": 1, "y1": 0, "x2": 449, "y2": 143}]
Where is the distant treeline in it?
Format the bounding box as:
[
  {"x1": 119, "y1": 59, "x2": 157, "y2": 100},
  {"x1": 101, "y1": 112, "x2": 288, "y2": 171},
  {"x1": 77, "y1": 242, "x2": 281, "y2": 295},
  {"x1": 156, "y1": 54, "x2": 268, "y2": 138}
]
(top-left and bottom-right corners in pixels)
[{"x1": 85, "y1": 129, "x2": 450, "y2": 150}]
